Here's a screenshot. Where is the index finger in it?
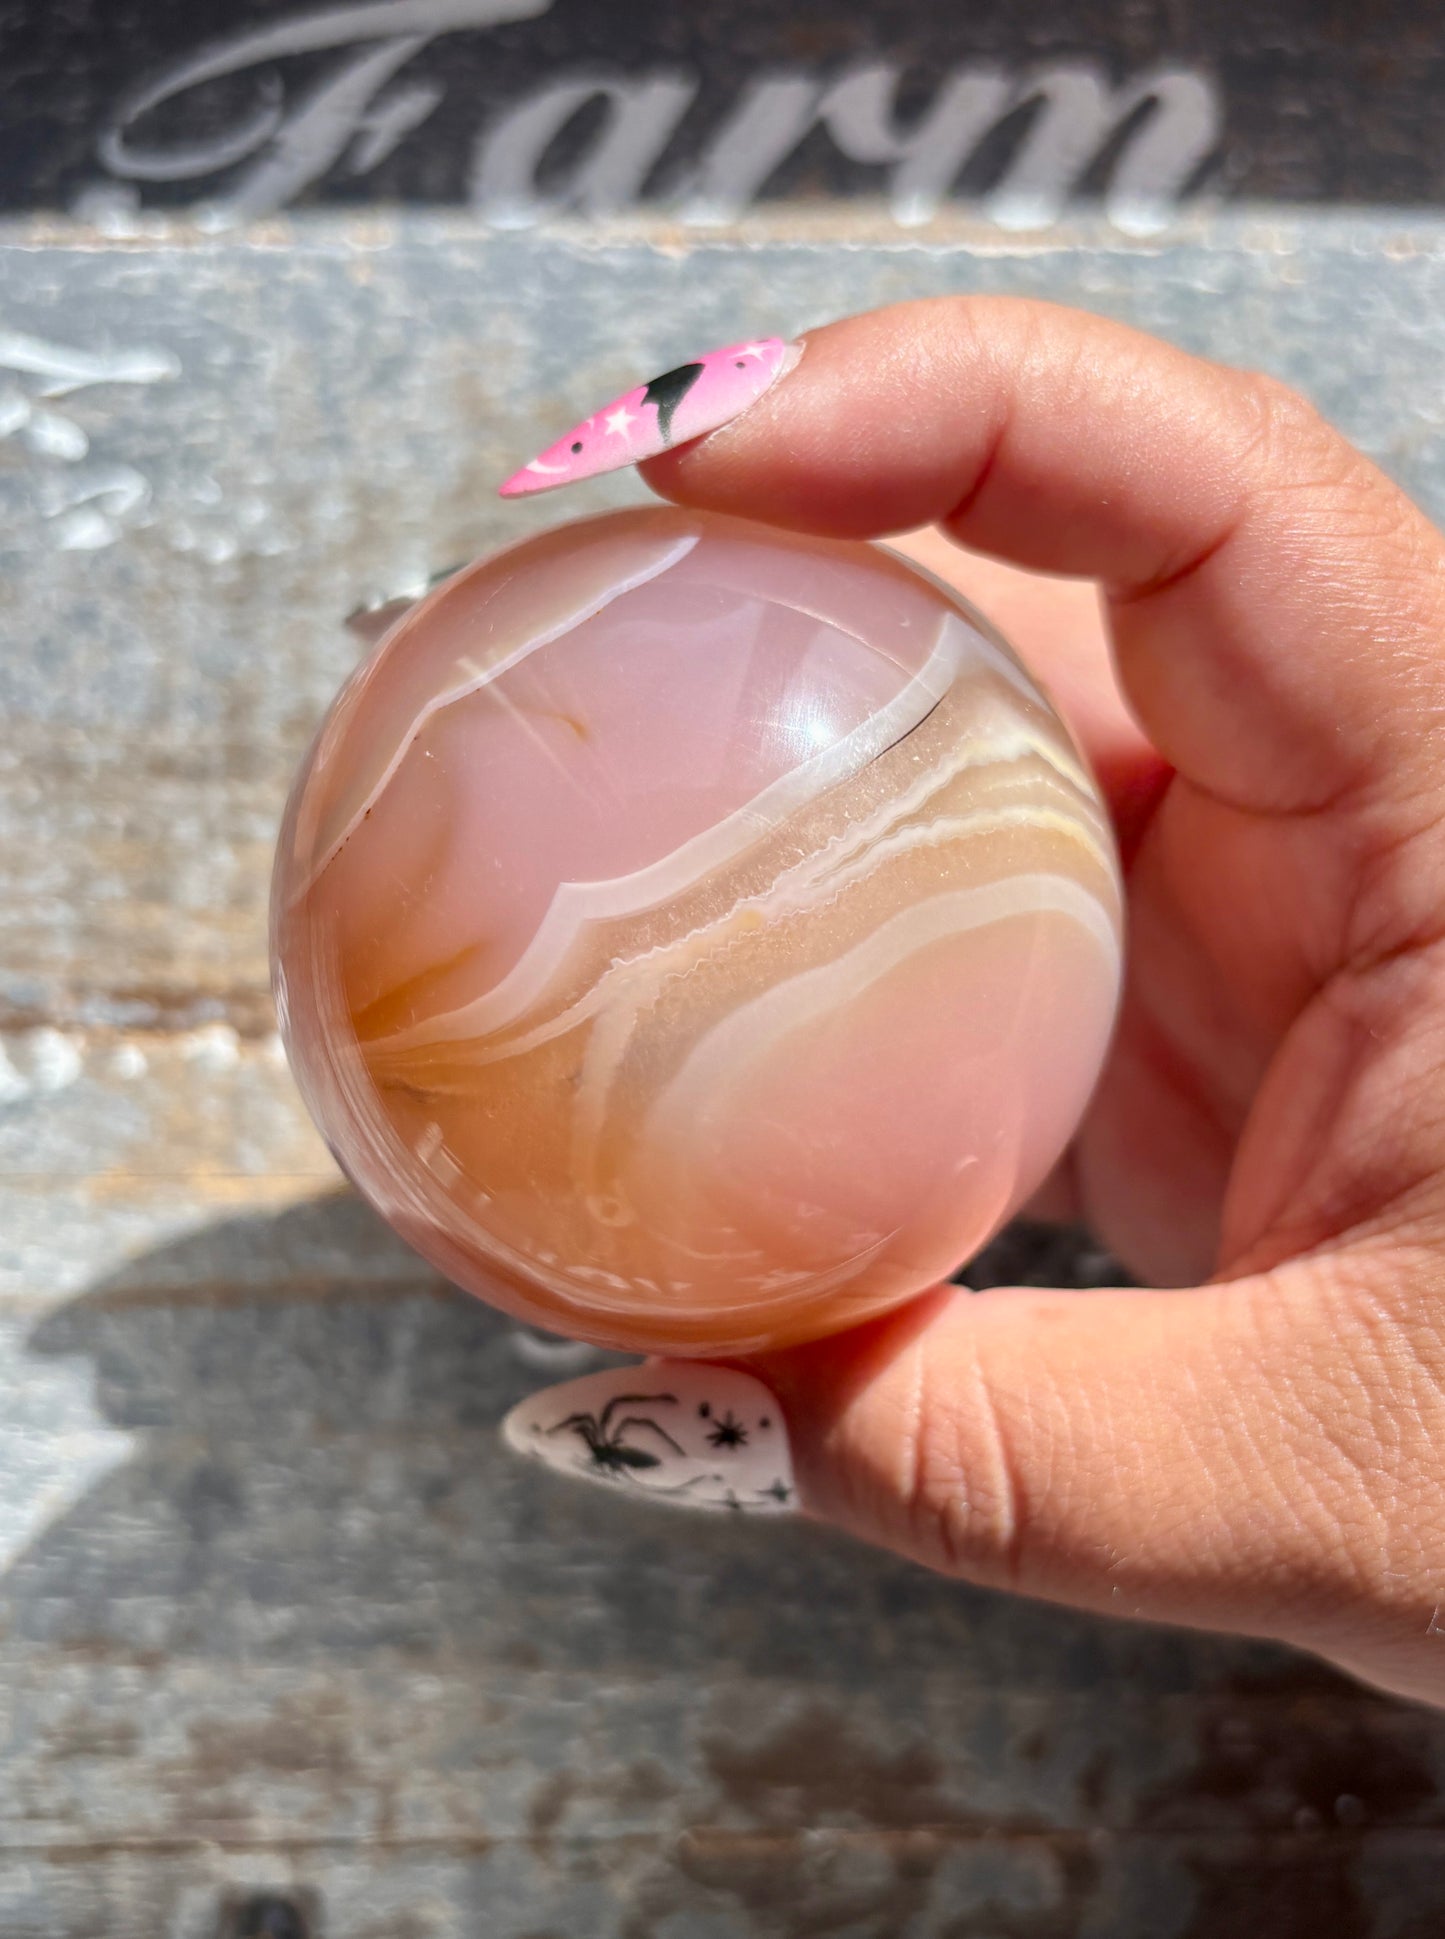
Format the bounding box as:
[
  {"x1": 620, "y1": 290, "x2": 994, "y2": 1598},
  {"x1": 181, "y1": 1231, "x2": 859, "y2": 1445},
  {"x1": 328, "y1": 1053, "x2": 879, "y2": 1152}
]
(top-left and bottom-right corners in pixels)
[{"x1": 642, "y1": 297, "x2": 1445, "y2": 824}]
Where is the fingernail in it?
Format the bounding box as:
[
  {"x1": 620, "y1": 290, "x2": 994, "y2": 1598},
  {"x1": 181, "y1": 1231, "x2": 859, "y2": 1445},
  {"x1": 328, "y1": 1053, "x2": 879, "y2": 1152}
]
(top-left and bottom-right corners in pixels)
[
  {"x1": 502, "y1": 1362, "x2": 795, "y2": 1514},
  {"x1": 498, "y1": 337, "x2": 802, "y2": 498}
]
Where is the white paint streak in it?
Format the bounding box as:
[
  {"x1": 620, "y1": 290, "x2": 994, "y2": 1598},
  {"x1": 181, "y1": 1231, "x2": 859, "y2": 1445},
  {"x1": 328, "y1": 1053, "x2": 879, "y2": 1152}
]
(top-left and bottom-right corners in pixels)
[
  {"x1": 0, "y1": 328, "x2": 180, "y2": 398},
  {"x1": 183, "y1": 1024, "x2": 243, "y2": 1073},
  {"x1": 53, "y1": 507, "x2": 123, "y2": 552},
  {"x1": 0, "y1": 328, "x2": 177, "y2": 549},
  {"x1": 26, "y1": 1029, "x2": 84, "y2": 1095},
  {"x1": 23, "y1": 408, "x2": 90, "y2": 462},
  {"x1": 0, "y1": 1046, "x2": 28, "y2": 1108},
  {"x1": 0, "y1": 1030, "x2": 86, "y2": 1105}
]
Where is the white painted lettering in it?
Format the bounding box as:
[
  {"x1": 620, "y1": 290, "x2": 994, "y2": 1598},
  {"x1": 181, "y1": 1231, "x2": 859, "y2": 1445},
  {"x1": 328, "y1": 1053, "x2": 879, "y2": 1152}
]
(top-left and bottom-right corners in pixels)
[
  {"x1": 100, "y1": 0, "x2": 549, "y2": 204},
  {"x1": 683, "y1": 74, "x2": 824, "y2": 225},
  {"x1": 821, "y1": 63, "x2": 1012, "y2": 226},
  {"x1": 986, "y1": 63, "x2": 1220, "y2": 233},
  {"x1": 471, "y1": 72, "x2": 697, "y2": 223},
  {"x1": 94, "y1": 1, "x2": 1222, "y2": 235}
]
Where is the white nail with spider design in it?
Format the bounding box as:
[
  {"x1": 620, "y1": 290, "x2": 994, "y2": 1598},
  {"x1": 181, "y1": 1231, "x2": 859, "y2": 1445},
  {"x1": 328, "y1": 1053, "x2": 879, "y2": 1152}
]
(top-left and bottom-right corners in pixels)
[{"x1": 501, "y1": 1363, "x2": 795, "y2": 1513}]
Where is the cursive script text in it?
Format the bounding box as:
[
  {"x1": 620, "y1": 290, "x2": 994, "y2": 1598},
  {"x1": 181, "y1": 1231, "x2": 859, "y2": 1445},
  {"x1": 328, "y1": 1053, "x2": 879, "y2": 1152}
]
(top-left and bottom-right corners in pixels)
[{"x1": 100, "y1": 0, "x2": 1221, "y2": 232}]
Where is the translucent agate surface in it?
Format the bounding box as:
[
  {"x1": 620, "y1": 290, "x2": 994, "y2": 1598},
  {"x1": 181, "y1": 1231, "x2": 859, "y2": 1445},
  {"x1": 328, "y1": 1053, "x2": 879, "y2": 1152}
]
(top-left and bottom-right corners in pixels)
[{"x1": 272, "y1": 509, "x2": 1122, "y2": 1354}]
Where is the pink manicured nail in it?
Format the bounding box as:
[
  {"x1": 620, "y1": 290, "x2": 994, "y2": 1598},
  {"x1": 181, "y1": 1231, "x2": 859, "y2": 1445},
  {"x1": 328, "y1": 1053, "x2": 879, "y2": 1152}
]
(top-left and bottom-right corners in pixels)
[
  {"x1": 499, "y1": 337, "x2": 802, "y2": 498},
  {"x1": 502, "y1": 1362, "x2": 795, "y2": 1514}
]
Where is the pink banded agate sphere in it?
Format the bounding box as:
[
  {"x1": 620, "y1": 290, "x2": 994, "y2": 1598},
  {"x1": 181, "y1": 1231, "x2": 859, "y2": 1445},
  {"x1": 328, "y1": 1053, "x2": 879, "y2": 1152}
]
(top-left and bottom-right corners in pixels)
[{"x1": 271, "y1": 509, "x2": 1122, "y2": 1355}]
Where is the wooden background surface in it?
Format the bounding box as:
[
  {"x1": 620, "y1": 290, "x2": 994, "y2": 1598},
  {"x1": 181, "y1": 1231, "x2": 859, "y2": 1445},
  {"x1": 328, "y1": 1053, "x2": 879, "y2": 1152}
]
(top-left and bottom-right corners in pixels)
[{"x1": 5, "y1": 217, "x2": 1445, "y2": 1936}]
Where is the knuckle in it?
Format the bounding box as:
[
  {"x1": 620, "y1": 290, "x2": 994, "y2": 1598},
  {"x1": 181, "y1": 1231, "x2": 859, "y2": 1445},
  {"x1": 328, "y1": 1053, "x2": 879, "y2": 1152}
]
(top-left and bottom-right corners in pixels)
[
  {"x1": 1233, "y1": 369, "x2": 1390, "y2": 520},
  {"x1": 1232, "y1": 367, "x2": 1340, "y2": 472},
  {"x1": 1232, "y1": 366, "x2": 1443, "y2": 596},
  {"x1": 896, "y1": 1342, "x2": 1034, "y2": 1588}
]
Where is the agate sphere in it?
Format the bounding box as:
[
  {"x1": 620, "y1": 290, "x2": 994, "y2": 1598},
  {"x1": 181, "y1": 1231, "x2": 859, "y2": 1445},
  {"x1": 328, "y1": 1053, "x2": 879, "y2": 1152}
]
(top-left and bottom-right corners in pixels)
[{"x1": 272, "y1": 508, "x2": 1122, "y2": 1354}]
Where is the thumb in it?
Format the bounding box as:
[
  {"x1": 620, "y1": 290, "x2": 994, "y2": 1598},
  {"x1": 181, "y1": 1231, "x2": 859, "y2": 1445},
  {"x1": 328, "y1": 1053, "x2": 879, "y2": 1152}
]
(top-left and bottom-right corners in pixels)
[{"x1": 752, "y1": 1264, "x2": 1394, "y2": 1660}]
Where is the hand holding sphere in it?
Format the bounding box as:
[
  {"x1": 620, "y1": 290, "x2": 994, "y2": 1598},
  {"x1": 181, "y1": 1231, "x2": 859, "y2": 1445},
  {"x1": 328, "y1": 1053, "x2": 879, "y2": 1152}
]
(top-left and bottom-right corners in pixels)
[{"x1": 276, "y1": 295, "x2": 1445, "y2": 1707}]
